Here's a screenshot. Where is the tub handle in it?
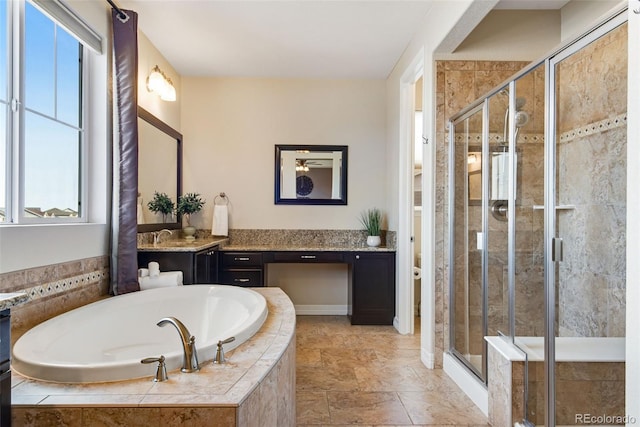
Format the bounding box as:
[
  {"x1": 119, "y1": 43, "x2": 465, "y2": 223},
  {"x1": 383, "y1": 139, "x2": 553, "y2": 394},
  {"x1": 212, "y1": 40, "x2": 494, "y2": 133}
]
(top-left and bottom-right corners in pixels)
[
  {"x1": 214, "y1": 336, "x2": 236, "y2": 364},
  {"x1": 141, "y1": 355, "x2": 168, "y2": 382},
  {"x1": 220, "y1": 336, "x2": 235, "y2": 345}
]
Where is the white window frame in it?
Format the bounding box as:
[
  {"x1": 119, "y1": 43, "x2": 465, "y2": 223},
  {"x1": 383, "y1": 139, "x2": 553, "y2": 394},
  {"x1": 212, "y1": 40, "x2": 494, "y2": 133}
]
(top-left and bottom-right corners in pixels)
[{"x1": 3, "y1": 0, "x2": 91, "y2": 225}]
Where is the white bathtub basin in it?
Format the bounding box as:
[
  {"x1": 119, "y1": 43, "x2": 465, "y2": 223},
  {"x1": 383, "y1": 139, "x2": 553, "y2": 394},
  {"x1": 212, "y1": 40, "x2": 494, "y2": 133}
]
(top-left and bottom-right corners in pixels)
[{"x1": 12, "y1": 285, "x2": 268, "y2": 383}]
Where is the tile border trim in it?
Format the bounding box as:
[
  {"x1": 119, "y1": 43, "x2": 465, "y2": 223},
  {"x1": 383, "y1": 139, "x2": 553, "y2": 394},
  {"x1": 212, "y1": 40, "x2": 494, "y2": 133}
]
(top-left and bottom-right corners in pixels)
[{"x1": 25, "y1": 270, "x2": 107, "y2": 302}]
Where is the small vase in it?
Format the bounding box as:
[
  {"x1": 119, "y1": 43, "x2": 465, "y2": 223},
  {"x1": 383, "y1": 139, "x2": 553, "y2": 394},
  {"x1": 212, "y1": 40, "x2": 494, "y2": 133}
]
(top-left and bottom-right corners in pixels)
[
  {"x1": 366, "y1": 235, "x2": 381, "y2": 247},
  {"x1": 183, "y1": 226, "x2": 196, "y2": 241}
]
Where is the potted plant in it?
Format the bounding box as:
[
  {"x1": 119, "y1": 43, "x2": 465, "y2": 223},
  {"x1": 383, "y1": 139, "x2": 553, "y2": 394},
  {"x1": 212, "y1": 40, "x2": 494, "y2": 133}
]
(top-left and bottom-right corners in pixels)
[
  {"x1": 359, "y1": 208, "x2": 382, "y2": 247},
  {"x1": 147, "y1": 192, "x2": 174, "y2": 223},
  {"x1": 177, "y1": 192, "x2": 205, "y2": 240}
]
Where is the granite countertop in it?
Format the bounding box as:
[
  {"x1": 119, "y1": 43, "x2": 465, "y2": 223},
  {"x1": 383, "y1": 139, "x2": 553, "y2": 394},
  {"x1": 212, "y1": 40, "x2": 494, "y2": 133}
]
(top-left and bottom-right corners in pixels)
[
  {"x1": 137, "y1": 236, "x2": 229, "y2": 252},
  {"x1": 137, "y1": 236, "x2": 395, "y2": 253},
  {"x1": 0, "y1": 292, "x2": 29, "y2": 311},
  {"x1": 219, "y1": 244, "x2": 395, "y2": 252}
]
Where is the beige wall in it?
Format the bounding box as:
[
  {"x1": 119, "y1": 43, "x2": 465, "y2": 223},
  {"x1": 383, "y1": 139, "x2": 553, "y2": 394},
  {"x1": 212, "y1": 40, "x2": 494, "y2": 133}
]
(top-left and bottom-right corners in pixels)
[
  {"x1": 137, "y1": 32, "x2": 182, "y2": 131},
  {"x1": 561, "y1": 0, "x2": 625, "y2": 42},
  {"x1": 180, "y1": 77, "x2": 388, "y2": 231},
  {"x1": 179, "y1": 77, "x2": 386, "y2": 310},
  {"x1": 441, "y1": 10, "x2": 561, "y2": 61}
]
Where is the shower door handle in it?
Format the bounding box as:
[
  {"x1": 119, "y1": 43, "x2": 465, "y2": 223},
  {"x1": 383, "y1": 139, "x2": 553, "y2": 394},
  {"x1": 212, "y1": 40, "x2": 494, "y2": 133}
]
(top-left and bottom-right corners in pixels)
[{"x1": 552, "y1": 237, "x2": 563, "y2": 262}]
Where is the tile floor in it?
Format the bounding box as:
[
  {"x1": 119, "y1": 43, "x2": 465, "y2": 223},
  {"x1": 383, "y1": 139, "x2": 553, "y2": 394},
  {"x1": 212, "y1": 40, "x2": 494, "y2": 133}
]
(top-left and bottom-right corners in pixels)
[{"x1": 295, "y1": 315, "x2": 490, "y2": 426}]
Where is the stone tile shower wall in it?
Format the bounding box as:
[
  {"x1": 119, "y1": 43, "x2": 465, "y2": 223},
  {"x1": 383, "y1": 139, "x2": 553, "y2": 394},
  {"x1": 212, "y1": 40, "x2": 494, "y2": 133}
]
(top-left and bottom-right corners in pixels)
[
  {"x1": 0, "y1": 256, "x2": 110, "y2": 345},
  {"x1": 556, "y1": 23, "x2": 627, "y2": 338},
  {"x1": 435, "y1": 60, "x2": 530, "y2": 367}
]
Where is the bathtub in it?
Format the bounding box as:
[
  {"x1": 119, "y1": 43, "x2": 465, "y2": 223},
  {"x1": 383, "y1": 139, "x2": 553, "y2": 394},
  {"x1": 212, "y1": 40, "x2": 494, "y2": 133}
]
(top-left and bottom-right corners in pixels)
[{"x1": 12, "y1": 285, "x2": 268, "y2": 383}]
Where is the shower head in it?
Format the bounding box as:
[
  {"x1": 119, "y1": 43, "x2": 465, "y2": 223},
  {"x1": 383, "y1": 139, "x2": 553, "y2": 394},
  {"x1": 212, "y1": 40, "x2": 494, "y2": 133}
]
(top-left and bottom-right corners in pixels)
[
  {"x1": 498, "y1": 89, "x2": 526, "y2": 109},
  {"x1": 515, "y1": 110, "x2": 529, "y2": 127}
]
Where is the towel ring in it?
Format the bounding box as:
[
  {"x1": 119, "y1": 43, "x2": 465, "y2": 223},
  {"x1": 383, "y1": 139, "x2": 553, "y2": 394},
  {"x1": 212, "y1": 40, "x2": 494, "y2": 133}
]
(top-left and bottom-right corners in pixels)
[{"x1": 214, "y1": 192, "x2": 229, "y2": 206}]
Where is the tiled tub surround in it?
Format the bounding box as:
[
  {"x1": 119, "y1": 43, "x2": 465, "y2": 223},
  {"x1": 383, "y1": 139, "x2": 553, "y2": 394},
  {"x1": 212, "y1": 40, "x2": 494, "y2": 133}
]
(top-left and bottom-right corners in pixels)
[
  {"x1": 0, "y1": 256, "x2": 110, "y2": 347},
  {"x1": 487, "y1": 337, "x2": 625, "y2": 426},
  {"x1": 11, "y1": 287, "x2": 296, "y2": 427}
]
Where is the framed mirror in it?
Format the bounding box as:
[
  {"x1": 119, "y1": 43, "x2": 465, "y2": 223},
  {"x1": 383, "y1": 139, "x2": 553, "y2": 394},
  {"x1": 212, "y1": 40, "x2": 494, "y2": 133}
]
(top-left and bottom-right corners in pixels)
[
  {"x1": 275, "y1": 145, "x2": 348, "y2": 205},
  {"x1": 137, "y1": 107, "x2": 183, "y2": 232}
]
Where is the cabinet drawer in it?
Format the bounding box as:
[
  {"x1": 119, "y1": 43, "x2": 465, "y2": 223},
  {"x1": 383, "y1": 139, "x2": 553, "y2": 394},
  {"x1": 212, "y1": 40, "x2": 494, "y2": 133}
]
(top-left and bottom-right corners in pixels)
[
  {"x1": 221, "y1": 252, "x2": 263, "y2": 267},
  {"x1": 271, "y1": 251, "x2": 344, "y2": 263},
  {"x1": 220, "y1": 269, "x2": 263, "y2": 287}
]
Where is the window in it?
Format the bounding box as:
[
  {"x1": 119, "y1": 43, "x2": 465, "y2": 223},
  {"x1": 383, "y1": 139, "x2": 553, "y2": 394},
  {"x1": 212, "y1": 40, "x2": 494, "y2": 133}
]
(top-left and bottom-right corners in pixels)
[{"x1": 1, "y1": 0, "x2": 88, "y2": 223}]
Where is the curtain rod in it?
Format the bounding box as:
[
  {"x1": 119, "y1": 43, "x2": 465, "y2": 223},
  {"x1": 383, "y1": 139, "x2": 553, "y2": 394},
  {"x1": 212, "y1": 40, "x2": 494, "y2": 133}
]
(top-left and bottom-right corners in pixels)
[{"x1": 106, "y1": 0, "x2": 129, "y2": 23}]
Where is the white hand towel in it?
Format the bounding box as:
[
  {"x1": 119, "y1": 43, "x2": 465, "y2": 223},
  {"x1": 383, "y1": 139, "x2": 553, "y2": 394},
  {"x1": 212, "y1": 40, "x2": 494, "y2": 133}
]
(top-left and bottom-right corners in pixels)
[
  {"x1": 138, "y1": 271, "x2": 183, "y2": 290},
  {"x1": 137, "y1": 196, "x2": 145, "y2": 224},
  {"x1": 212, "y1": 204, "x2": 229, "y2": 236}
]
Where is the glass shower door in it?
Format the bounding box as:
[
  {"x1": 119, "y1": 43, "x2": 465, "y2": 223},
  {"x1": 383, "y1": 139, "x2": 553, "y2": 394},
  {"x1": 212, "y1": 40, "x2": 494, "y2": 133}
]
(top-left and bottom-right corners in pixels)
[
  {"x1": 450, "y1": 105, "x2": 486, "y2": 381},
  {"x1": 547, "y1": 17, "x2": 627, "y2": 426},
  {"x1": 449, "y1": 104, "x2": 486, "y2": 381}
]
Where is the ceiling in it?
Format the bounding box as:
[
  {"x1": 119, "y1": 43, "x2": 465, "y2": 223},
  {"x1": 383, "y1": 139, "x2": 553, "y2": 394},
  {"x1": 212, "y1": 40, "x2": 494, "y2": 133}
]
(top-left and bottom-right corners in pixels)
[{"x1": 119, "y1": 0, "x2": 570, "y2": 79}]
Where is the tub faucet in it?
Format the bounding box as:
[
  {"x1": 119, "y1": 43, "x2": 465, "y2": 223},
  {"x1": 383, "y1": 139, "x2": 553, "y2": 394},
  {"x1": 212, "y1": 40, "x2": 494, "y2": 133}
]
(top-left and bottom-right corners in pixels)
[
  {"x1": 157, "y1": 317, "x2": 199, "y2": 373},
  {"x1": 153, "y1": 229, "x2": 173, "y2": 245}
]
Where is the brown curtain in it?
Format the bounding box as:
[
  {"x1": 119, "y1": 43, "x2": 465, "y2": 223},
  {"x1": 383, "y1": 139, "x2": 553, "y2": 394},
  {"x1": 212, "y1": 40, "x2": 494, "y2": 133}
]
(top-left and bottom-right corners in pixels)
[{"x1": 110, "y1": 8, "x2": 140, "y2": 295}]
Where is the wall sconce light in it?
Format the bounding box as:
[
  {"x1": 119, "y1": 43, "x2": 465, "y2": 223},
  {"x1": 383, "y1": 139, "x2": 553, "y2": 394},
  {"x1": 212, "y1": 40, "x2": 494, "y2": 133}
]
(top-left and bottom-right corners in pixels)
[
  {"x1": 467, "y1": 154, "x2": 477, "y2": 164},
  {"x1": 146, "y1": 65, "x2": 176, "y2": 102}
]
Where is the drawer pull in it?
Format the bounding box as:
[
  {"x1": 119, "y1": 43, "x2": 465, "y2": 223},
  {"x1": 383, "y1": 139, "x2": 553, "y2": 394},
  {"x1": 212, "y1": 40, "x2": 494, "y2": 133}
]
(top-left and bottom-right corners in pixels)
[
  {"x1": 234, "y1": 257, "x2": 250, "y2": 261},
  {"x1": 301, "y1": 255, "x2": 316, "y2": 259},
  {"x1": 234, "y1": 278, "x2": 251, "y2": 283}
]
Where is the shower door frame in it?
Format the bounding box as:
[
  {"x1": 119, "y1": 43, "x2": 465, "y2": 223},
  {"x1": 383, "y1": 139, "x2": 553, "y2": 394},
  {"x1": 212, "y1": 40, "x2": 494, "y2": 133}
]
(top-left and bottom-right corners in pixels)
[
  {"x1": 543, "y1": 9, "x2": 628, "y2": 426},
  {"x1": 447, "y1": 4, "x2": 628, "y2": 419},
  {"x1": 448, "y1": 101, "x2": 490, "y2": 383}
]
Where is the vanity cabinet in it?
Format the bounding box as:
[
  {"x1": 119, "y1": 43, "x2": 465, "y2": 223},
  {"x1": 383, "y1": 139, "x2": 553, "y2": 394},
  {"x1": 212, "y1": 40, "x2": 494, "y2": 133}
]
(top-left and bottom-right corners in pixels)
[
  {"x1": 218, "y1": 249, "x2": 396, "y2": 324},
  {"x1": 194, "y1": 249, "x2": 218, "y2": 284},
  {"x1": 219, "y1": 252, "x2": 264, "y2": 287},
  {"x1": 348, "y1": 252, "x2": 396, "y2": 325},
  {"x1": 137, "y1": 248, "x2": 218, "y2": 285}
]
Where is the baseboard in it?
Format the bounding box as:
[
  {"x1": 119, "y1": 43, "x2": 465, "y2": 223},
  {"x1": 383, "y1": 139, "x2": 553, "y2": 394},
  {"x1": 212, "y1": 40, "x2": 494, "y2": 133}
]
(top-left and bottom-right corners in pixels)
[
  {"x1": 421, "y1": 349, "x2": 435, "y2": 369},
  {"x1": 294, "y1": 305, "x2": 348, "y2": 315},
  {"x1": 443, "y1": 352, "x2": 488, "y2": 417}
]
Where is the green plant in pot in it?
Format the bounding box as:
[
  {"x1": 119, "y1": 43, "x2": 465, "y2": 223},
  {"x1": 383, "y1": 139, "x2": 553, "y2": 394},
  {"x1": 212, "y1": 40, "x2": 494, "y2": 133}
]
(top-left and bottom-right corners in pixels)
[
  {"x1": 359, "y1": 208, "x2": 382, "y2": 247},
  {"x1": 147, "y1": 192, "x2": 175, "y2": 223},
  {"x1": 177, "y1": 192, "x2": 205, "y2": 240}
]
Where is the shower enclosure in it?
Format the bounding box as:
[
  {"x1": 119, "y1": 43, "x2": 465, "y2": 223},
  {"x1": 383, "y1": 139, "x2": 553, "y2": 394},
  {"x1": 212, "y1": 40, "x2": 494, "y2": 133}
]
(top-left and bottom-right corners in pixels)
[{"x1": 448, "y1": 9, "x2": 627, "y2": 425}]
